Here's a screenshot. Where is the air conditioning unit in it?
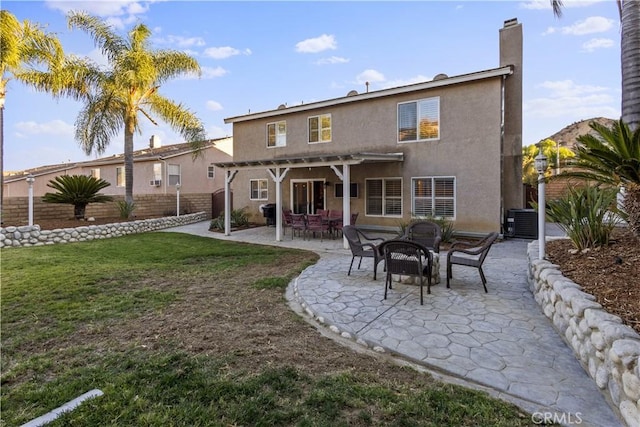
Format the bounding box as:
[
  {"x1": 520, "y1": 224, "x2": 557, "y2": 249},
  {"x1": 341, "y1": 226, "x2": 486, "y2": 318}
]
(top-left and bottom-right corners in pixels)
[
  {"x1": 504, "y1": 209, "x2": 538, "y2": 239},
  {"x1": 149, "y1": 179, "x2": 162, "y2": 186}
]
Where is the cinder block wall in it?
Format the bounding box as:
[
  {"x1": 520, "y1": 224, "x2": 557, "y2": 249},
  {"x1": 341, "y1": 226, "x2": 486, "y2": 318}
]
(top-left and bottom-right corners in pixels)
[{"x1": 1, "y1": 193, "x2": 213, "y2": 225}]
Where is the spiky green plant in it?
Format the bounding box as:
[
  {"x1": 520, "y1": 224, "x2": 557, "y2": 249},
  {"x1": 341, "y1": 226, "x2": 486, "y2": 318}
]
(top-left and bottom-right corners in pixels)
[
  {"x1": 544, "y1": 185, "x2": 622, "y2": 251},
  {"x1": 555, "y1": 119, "x2": 640, "y2": 238},
  {"x1": 42, "y1": 175, "x2": 113, "y2": 219}
]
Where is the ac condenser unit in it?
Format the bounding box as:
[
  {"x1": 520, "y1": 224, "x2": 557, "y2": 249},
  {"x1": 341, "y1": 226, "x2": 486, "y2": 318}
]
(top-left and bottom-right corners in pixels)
[{"x1": 504, "y1": 209, "x2": 538, "y2": 239}]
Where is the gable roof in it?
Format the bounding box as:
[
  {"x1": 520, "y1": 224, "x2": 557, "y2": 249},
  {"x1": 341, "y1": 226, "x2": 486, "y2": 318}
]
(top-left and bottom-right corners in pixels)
[
  {"x1": 224, "y1": 66, "x2": 513, "y2": 124},
  {"x1": 4, "y1": 137, "x2": 232, "y2": 183}
]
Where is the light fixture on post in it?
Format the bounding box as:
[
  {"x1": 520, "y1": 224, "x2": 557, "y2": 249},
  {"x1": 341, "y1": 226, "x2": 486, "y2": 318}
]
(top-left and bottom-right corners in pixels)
[
  {"x1": 534, "y1": 146, "x2": 548, "y2": 260},
  {"x1": 26, "y1": 174, "x2": 35, "y2": 226},
  {"x1": 176, "y1": 183, "x2": 181, "y2": 217}
]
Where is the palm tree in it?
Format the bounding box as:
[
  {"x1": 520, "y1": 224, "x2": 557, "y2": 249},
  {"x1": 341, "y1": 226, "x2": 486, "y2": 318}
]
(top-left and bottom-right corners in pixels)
[
  {"x1": 0, "y1": 10, "x2": 64, "y2": 218},
  {"x1": 42, "y1": 174, "x2": 113, "y2": 219},
  {"x1": 552, "y1": 1, "x2": 640, "y2": 130},
  {"x1": 557, "y1": 119, "x2": 640, "y2": 238},
  {"x1": 66, "y1": 12, "x2": 207, "y2": 209}
]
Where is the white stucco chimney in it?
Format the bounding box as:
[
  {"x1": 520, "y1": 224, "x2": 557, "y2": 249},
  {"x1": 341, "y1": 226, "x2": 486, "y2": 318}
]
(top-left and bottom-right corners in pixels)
[{"x1": 149, "y1": 135, "x2": 162, "y2": 148}]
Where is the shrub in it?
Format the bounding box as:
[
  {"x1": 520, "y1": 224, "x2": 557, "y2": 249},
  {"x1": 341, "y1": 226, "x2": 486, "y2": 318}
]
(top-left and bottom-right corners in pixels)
[
  {"x1": 209, "y1": 208, "x2": 250, "y2": 230},
  {"x1": 544, "y1": 185, "x2": 623, "y2": 251},
  {"x1": 116, "y1": 200, "x2": 136, "y2": 219},
  {"x1": 42, "y1": 175, "x2": 113, "y2": 219},
  {"x1": 397, "y1": 215, "x2": 455, "y2": 243}
]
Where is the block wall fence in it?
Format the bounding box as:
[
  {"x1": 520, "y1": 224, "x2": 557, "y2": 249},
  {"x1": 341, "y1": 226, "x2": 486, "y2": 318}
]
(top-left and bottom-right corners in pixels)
[{"x1": 1, "y1": 193, "x2": 214, "y2": 226}]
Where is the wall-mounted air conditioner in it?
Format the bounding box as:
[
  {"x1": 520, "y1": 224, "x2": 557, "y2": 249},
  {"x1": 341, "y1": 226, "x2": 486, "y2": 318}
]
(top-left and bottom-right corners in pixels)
[{"x1": 149, "y1": 179, "x2": 162, "y2": 186}]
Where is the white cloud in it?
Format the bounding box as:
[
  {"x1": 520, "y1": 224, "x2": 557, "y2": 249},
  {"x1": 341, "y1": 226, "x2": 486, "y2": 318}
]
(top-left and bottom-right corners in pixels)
[
  {"x1": 383, "y1": 75, "x2": 431, "y2": 89},
  {"x1": 203, "y1": 46, "x2": 251, "y2": 59},
  {"x1": 14, "y1": 119, "x2": 74, "y2": 138},
  {"x1": 545, "y1": 16, "x2": 615, "y2": 36},
  {"x1": 524, "y1": 79, "x2": 619, "y2": 120},
  {"x1": 179, "y1": 66, "x2": 227, "y2": 80},
  {"x1": 520, "y1": 0, "x2": 605, "y2": 11},
  {"x1": 46, "y1": 0, "x2": 153, "y2": 30},
  {"x1": 154, "y1": 35, "x2": 206, "y2": 48},
  {"x1": 582, "y1": 37, "x2": 615, "y2": 52},
  {"x1": 295, "y1": 34, "x2": 337, "y2": 53},
  {"x1": 206, "y1": 100, "x2": 223, "y2": 111},
  {"x1": 355, "y1": 69, "x2": 385, "y2": 85},
  {"x1": 315, "y1": 56, "x2": 349, "y2": 65}
]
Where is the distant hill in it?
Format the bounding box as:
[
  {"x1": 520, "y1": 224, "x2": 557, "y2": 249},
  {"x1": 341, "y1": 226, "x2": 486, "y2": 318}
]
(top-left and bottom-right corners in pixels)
[{"x1": 545, "y1": 117, "x2": 617, "y2": 149}]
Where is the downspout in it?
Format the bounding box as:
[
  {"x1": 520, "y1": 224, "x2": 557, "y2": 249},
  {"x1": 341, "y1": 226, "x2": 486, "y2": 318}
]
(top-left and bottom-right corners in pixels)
[{"x1": 500, "y1": 74, "x2": 506, "y2": 235}]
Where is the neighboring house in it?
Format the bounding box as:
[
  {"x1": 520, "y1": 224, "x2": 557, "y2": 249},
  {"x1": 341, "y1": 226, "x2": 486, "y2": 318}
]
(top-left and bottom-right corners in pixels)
[
  {"x1": 3, "y1": 136, "x2": 233, "y2": 198},
  {"x1": 216, "y1": 19, "x2": 523, "y2": 241}
]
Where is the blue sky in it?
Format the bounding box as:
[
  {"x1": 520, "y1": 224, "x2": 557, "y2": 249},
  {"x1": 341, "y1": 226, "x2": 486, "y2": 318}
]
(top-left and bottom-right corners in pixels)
[{"x1": 4, "y1": 0, "x2": 621, "y2": 172}]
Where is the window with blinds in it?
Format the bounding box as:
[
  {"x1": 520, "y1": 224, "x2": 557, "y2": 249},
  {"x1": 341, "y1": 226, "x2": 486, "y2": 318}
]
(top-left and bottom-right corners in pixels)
[
  {"x1": 412, "y1": 177, "x2": 455, "y2": 218},
  {"x1": 308, "y1": 114, "x2": 331, "y2": 143},
  {"x1": 168, "y1": 164, "x2": 181, "y2": 186},
  {"x1": 366, "y1": 178, "x2": 402, "y2": 216},
  {"x1": 116, "y1": 167, "x2": 125, "y2": 187},
  {"x1": 397, "y1": 97, "x2": 440, "y2": 142},
  {"x1": 250, "y1": 179, "x2": 268, "y2": 200},
  {"x1": 267, "y1": 121, "x2": 286, "y2": 147}
]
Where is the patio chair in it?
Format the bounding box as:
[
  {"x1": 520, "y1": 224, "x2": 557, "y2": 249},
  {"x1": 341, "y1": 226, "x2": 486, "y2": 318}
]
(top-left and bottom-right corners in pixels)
[
  {"x1": 305, "y1": 214, "x2": 331, "y2": 241},
  {"x1": 379, "y1": 239, "x2": 432, "y2": 305},
  {"x1": 343, "y1": 225, "x2": 385, "y2": 280},
  {"x1": 333, "y1": 212, "x2": 359, "y2": 237},
  {"x1": 282, "y1": 208, "x2": 293, "y2": 230},
  {"x1": 446, "y1": 232, "x2": 499, "y2": 293},
  {"x1": 290, "y1": 213, "x2": 307, "y2": 239},
  {"x1": 403, "y1": 220, "x2": 442, "y2": 253}
]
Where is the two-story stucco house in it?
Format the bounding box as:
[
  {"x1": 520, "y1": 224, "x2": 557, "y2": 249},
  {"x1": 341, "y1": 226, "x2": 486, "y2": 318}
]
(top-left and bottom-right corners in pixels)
[{"x1": 216, "y1": 19, "x2": 523, "y2": 242}]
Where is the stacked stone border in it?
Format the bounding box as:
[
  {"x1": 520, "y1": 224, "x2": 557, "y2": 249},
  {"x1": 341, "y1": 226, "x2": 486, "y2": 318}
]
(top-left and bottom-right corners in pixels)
[
  {"x1": 527, "y1": 239, "x2": 640, "y2": 427},
  {"x1": 0, "y1": 212, "x2": 208, "y2": 249}
]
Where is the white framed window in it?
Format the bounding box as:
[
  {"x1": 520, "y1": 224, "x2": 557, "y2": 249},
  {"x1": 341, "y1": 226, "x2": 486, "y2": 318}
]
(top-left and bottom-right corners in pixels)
[
  {"x1": 207, "y1": 165, "x2": 215, "y2": 179},
  {"x1": 308, "y1": 114, "x2": 331, "y2": 143},
  {"x1": 153, "y1": 163, "x2": 162, "y2": 181},
  {"x1": 398, "y1": 97, "x2": 440, "y2": 142},
  {"x1": 168, "y1": 164, "x2": 180, "y2": 186},
  {"x1": 267, "y1": 121, "x2": 287, "y2": 147},
  {"x1": 365, "y1": 178, "x2": 402, "y2": 217},
  {"x1": 412, "y1": 176, "x2": 456, "y2": 219},
  {"x1": 116, "y1": 166, "x2": 125, "y2": 187},
  {"x1": 250, "y1": 179, "x2": 268, "y2": 200},
  {"x1": 90, "y1": 168, "x2": 100, "y2": 179}
]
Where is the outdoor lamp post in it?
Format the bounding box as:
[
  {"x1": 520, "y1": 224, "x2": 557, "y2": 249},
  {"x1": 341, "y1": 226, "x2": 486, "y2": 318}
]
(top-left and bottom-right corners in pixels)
[
  {"x1": 26, "y1": 174, "x2": 35, "y2": 226},
  {"x1": 534, "y1": 147, "x2": 548, "y2": 260},
  {"x1": 176, "y1": 183, "x2": 181, "y2": 217}
]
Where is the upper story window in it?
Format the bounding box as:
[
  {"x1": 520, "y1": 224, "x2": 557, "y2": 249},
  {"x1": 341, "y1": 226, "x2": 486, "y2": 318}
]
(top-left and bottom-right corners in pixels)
[
  {"x1": 308, "y1": 114, "x2": 331, "y2": 143},
  {"x1": 250, "y1": 179, "x2": 268, "y2": 200},
  {"x1": 153, "y1": 163, "x2": 162, "y2": 182},
  {"x1": 168, "y1": 164, "x2": 180, "y2": 186},
  {"x1": 398, "y1": 97, "x2": 440, "y2": 142},
  {"x1": 207, "y1": 165, "x2": 215, "y2": 179},
  {"x1": 116, "y1": 166, "x2": 125, "y2": 187},
  {"x1": 267, "y1": 121, "x2": 287, "y2": 147},
  {"x1": 90, "y1": 168, "x2": 100, "y2": 179},
  {"x1": 412, "y1": 176, "x2": 455, "y2": 219}
]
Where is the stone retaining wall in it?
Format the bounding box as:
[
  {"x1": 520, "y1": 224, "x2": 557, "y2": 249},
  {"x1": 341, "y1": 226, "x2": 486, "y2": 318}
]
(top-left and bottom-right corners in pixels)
[
  {"x1": 527, "y1": 240, "x2": 640, "y2": 427},
  {"x1": 0, "y1": 212, "x2": 208, "y2": 249}
]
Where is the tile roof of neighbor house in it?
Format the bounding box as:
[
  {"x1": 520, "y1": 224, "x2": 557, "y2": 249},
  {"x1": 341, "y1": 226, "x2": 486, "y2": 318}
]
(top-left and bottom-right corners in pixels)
[
  {"x1": 224, "y1": 66, "x2": 513, "y2": 123},
  {"x1": 3, "y1": 137, "x2": 231, "y2": 183}
]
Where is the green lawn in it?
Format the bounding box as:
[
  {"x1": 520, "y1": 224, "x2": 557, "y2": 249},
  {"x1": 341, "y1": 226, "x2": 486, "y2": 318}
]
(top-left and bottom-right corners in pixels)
[{"x1": 1, "y1": 233, "x2": 538, "y2": 426}]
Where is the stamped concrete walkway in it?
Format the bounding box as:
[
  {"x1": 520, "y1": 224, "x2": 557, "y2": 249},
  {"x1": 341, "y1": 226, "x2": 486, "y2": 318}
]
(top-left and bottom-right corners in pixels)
[{"x1": 164, "y1": 222, "x2": 622, "y2": 427}]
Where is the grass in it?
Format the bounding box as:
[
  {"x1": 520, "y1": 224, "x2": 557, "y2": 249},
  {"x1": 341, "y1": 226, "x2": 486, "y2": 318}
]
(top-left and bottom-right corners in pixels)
[{"x1": 1, "y1": 233, "x2": 537, "y2": 426}]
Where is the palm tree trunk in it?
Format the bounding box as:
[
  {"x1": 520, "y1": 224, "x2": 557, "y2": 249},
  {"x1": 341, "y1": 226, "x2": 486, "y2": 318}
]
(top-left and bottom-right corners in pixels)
[
  {"x1": 124, "y1": 126, "x2": 135, "y2": 211},
  {"x1": 621, "y1": 0, "x2": 640, "y2": 131}
]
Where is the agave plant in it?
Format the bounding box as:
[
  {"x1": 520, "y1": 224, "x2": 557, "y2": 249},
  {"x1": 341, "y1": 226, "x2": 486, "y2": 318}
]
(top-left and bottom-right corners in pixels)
[
  {"x1": 42, "y1": 175, "x2": 113, "y2": 219},
  {"x1": 555, "y1": 119, "x2": 640, "y2": 239}
]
